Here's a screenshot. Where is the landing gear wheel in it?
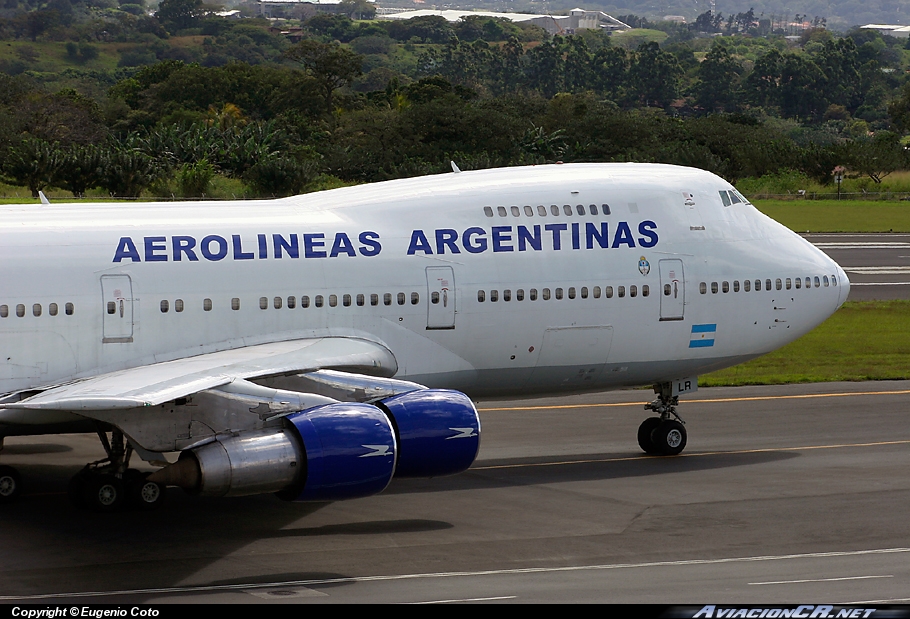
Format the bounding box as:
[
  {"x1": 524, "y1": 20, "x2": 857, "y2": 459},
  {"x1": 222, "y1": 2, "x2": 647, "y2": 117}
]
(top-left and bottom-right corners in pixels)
[
  {"x1": 651, "y1": 420, "x2": 687, "y2": 456},
  {"x1": 637, "y1": 418, "x2": 662, "y2": 454},
  {"x1": 0, "y1": 465, "x2": 21, "y2": 503},
  {"x1": 83, "y1": 474, "x2": 124, "y2": 512},
  {"x1": 128, "y1": 472, "x2": 165, "y2": 511}
]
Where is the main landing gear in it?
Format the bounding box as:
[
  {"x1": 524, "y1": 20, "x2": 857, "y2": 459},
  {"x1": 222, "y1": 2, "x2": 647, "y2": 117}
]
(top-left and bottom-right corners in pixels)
[
  {"x1": 638, "y1": 385, "x2": 687, "y2": 456},
  {"x1": 68, "y1": 427, "x2": 166, "y2": 512}
]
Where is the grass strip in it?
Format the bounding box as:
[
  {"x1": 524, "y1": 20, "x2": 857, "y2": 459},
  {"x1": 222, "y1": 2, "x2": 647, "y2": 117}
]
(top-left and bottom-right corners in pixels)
[
  {"x1": 754, "y1": 200, "x2": 910, "y2": 233},
  {"x1": 701, "y1": 300, "x2": 910, "y2": 386}
]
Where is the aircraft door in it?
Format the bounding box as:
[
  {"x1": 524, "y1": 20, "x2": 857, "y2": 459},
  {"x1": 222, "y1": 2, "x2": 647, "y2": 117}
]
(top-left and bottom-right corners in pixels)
[
  {"x1": 659, "y1": 259, "x2": 685, "y2": 321},
  {"x1": 101, "y1": 274, "x2": 134, "y2": 343},
  {"x1": 426, "y1": 266, "x2": 455, "y2": 330}
]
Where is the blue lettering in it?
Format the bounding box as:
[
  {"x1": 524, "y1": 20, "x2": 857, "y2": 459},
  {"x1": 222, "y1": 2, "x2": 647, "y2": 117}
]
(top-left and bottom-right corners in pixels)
[
  {"x1": 612, "y1": 221, "x2": 636, "y2": 248},
  {"x1": 492, "y1": 226, "x2": 513, "y2": 252},
  {"x1": 585, "y1": 222, "x2": 609, "y2": 249},
  {"x1": 172, "y1": 236, "x2": 198, "y2": 261},
  {"x1": 407, "y1": 230, "x2": 433, "y2": 255},
  {"x1": 330, "y1": 232, "x2": 357, "y2": 257},
  {"x1": 358, "y1": 231, "x2": 381, "y2": 256},
  {"x1": 545, "y1": 223, "x2": 568, "y2": 250},
  {"x1": 258, "y1": 234, "x2": 268, "y2": 259},
  {"x1": 304, "y1": 233, "x2": 327, "y2": 258},
  {"x1": 517, "y1": 225, "x2": 541, "y2": 251},
  {"x1": 144, "y1": 236, "x2": 167, "y2": 262},
  {"x1": 638, "y1": 220, "x2": 659, "y2": 248},
  {"x1": 273, "y1": 234, "x2": 299, "y2": 259},
  {"x1": 571, "y1": 222, "x2": 580, "y2": 250},
  {"x1": 201, "y1": 235, "x2": 228, "y2": 261},
  {"x1": 462, "y1": 227, "x2": 487, "y2": 254},
  {"x1": 435, "y1": 229, "x2": 461, "y2": 254},
  {"x1": 113, "y1": 237, "x2": 140, "y2": 263},
  {"x1": 232, "y1": 235, "x2": 254, "y2": 260}
]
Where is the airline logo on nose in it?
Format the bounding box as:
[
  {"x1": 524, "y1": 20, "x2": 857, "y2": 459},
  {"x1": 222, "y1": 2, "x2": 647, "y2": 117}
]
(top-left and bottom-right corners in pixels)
[{"x1": 689, "y1": 324, "x2": 716, "y2": 348}]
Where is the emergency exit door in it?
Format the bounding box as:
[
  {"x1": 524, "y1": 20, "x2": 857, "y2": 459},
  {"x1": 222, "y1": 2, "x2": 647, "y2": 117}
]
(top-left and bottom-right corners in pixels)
[
  {"x1": 101, "y1": 274, "x2": 134, "y2": 343},
  {"x1": 426, "y1": 266, "x2": 455, "y2": 330},
  {"x1": 659, "y1": 259, "x2": 685, "y2": 321}
]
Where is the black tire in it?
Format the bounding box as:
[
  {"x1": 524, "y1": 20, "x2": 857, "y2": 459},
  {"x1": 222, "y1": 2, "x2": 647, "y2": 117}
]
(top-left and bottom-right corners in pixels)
[
  {"x1": 128, "y1": 472, "x2": 165, "y2": 511},
  {"x1": 637, "y1": 417, "x2": 662, "y2": 454},
  {"x1": 0, "y1": 465, "x2": 21, "y2": 503},
  {"x1": 83, "y1": 474, "x2": 124, "y2": 513},
  {"x1": 651, "y1": 420, "x2": 687, "y2": 456}
]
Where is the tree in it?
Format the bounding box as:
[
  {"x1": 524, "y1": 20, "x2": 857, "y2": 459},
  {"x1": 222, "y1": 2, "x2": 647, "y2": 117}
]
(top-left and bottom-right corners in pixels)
[
  {"x1": 155, "y1": 0, "x2": 203, "y2": 34},
  {"x1": 2, "y1": 139, "x2": 62, "y2": 197},
  {"x1": 694, "y1": 43, "x2": 743, "y2": 112},
  {"x1": 628, "y1": 42, "x2": 682, "y2": 108},
  {"x1": 285, "y1": 40, "x2": 362, "y2": 114}
]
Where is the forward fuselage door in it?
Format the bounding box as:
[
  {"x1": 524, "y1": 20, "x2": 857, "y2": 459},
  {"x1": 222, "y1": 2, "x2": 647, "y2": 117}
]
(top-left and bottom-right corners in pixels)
[
  {"x1": 659, "y1": 259, "x2": 685, "y2": 321},
  {"x1": 426, "y1": 266, "x2": 455, "y2": 330},
  {"x1": 101, "y1": 274, "x2": 134, "y2": 343}
]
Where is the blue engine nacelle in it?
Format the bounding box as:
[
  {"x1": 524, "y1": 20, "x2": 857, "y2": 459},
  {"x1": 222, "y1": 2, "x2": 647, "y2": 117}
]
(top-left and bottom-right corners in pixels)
[{"x1": 377, "y1": 389, "x2": 481, "y2": 478}]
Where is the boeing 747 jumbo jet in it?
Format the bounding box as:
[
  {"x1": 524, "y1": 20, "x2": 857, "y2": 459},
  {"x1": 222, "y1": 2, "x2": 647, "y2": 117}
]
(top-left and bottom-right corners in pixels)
[{"x1": 0, "y1": 163, "x2": 848, "y2": 512}]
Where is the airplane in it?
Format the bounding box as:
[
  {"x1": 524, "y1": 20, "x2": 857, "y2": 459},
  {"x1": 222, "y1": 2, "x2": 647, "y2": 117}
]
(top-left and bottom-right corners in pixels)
[{"x1": 0, "y1": 162, "x2": 849, "y2": 512}]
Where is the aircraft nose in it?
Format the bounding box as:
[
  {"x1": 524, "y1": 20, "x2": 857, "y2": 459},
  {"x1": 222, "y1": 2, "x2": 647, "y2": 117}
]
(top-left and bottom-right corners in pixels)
[{"x1": 835, "y1": 262, "x2": 850, "y2": 308}]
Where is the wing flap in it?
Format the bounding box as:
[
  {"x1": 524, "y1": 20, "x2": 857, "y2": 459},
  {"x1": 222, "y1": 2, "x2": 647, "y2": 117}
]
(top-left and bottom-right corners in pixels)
[{"x1": 4, "y1": 337, "x2": 397, "y2": 411}]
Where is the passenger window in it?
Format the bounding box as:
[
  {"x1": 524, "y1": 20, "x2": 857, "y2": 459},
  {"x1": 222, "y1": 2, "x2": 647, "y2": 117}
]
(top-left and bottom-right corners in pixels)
[
  {"x1": 775, "y1": 279, "x2": 782, "y2": 291},
  {"x1": 484, "y1": 207, "x2": 493, "y2": 217},
  {"x1": 517, "y1": 289, "x2": 525, "y2": 301},
  {"x1": 593, "y1": 286, "x2": 601, "y2": 299},
  {"x1": 329, "y1": 294, "x2": 338, "y2": 307},
  {"x1": 814, "y1": 277, "x2": 820, "y2": 288},
  {"x1": 563, "y1": 205, "x2": 572, "y2": 216},
  {"x1": 204, "y1": 298, "x2": 212, "y2": 311},
  {"x1": 605, "y1": 286, "x2": 613, "y2": 298},
  {"x1": 642, "y1": 285, "x2": 649, "y2": 297},
  {"x1": 711, "y1": 282, "x2": 718, "y2": 294},
  {"x1": 491, "y1": 290, "x2": 499, "y2": 302},
  {"x1": 805, "y1": 277, "x2": 811, "y2": 289},
  {"x1": 733, "y1": 281, "x2": 740, "y2": 292},
  {"x1": 160, "y1": 300, "x2": 169, "y2": 313},
  {"x1": 49, "y1": 303, "x2": 58, "y2": 316},
  {"x1": 576, "y1": 205, "x2": 585, "y2": 215},
  {"x1": 699, "y1": 282, "x2": 706, "y2": 294},
  {"x1": 542, "y1": 288, "x2": 551, "y2": 300},
  {"x1": 175, "y1": 299, "x2": 184, "y2": 312},
  {"x1": 823, "y1": 276, "x2": 829, "y2": 287},
  {"x1": 259, "y1": 297, "x2": 268, "y2": 310},
  {"x1": 33, "y1": 304, "x2": 41, "y2": 317},
  {"x1": 537, "y1": 205, "x2": 547, "y2": 216},
  {"x1": 232, "y1": 298, "x2": 240, "y2": 310},
  {"x1": 630, "y1": 285, "x2": 637, "y2": 298},
  {"x1": 107, "y1": 301, "x2": 116, "y2": 314},
  {"x1": 288, "y1": 296, "x2": 296, "y2": 309},
  {"x1": 315, "y1": 295, "x2": 324, "y2": 308},
  {"x1": 477, "y1": 290, "x2": 485, "y2": 302},
  {"x1": 14, "y1": 304, "x2": 24, "y2": 317},
  {"x1": 371, "y1": 294, "x2": 379, "y2": 306},
  {"x1": 357, "y1": 294, "x2": 365, "y2": 306},
  {"x1": 755, "y1": 279, "x2": 761, "y2": 292},
  {"x1": 618, "y1": 286, "x2": 625, "y2": 298},
  {"x1": 274, "y1": 296, "x2": 283, "y2": 309},
  {"x1": 0, "y1": 305, "x2": 7, "y2": 318},
  {"x1": 432, "y1": 291, "x2": 440, "y2": 304},
  {"x1": 722, "y1": 281, "x2": 729, "y2": 293},
  {"x1": 410, "y1": 292, "x2": 419, "y2": 305},
  {"x1": 795, "y1": 278, "x2": 801, "y2": 289},
  {"x1": 719, "y1": 191, "x2": 731, "y2": 207},
  {"x1": 344, "y1": 294, "x2": 352, "y2": 306},
  {"x1": 511, "y1": 206, "x2": 521, "y2": 217},
  {"x1": 497, "y1": 206, "x2": 507, "y2": 217},
  {"x1": 581, "y1": 287, "x2": 588, "y2": 299},
  {"x1": 555, "y1": 288, "x2": 564, "y2": 300},
  {"x1": 503, "y1": 289, "x2": 511, "y2": 302},
  {"x1": 551, "y1": 205, "x2": 560, "y2": 216},
  {"x1": 589, "y1": 204, "x2": 598, "y2": 215},
  {"x1": 568, "y1": 287, "x2": 576, "y2": 299},
  {"x1": 530, "y1": 288, "x2": 538, "y2": 301},
  {"x1": 602, "y1": 204, "x2": 611, "y2": 215},
  {"x1": 744, "y1": 280, "x2": 751, "y2": 292},
  {"x1": 65, "y1": 302, "x2": 74, "y2": 315},
  {"x1": 524, "y1": 205, "x2": 534, "y2": 217},
  {"x1": 786, "y1": 278, "x2": 791, "y2": 290},
  {"x1": 397, "y1": 292, "x2": 405, "y2": 305},
  {"x1": 383, "y1": 293, "x2": 392, "y2": 306},
  {"x1": 302, "y1": 296, "x2": 310, "y2": 308},
  {"x1": 831, "y1": 275, "x2": 837, "y2": 287}
]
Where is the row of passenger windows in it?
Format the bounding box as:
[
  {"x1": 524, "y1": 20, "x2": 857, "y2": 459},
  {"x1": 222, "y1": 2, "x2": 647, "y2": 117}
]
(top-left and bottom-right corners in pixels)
[
  {"x1": 699, "y1": 275, "x2": 837, "y2": 294},
  {"x1": 484, "y1": 204, "x2": 612, "y2": 218},
  {"x1": 478, "y1": 284, "x2": 650, "y2": 302},
  {"x1": 158, "y1": 292, "x2": 428, "y2": 313},
  {"x1": 0, "y1": 303, "x2": 74, "y2": 318}
]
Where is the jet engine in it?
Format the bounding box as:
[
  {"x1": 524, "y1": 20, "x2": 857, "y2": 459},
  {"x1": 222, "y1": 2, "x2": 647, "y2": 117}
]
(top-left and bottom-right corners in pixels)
[{"x1": 149, "y1": 389, "x2": 480, "y2": 502}]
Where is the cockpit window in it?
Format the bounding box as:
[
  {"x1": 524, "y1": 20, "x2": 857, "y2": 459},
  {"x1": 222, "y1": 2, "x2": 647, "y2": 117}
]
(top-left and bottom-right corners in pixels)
[
  {"x1": 728, "y1": 191, "x2": 742, "y2": 205},
  {"x1": 719, "y1": 191, "x2": 731, "y2": 207}
]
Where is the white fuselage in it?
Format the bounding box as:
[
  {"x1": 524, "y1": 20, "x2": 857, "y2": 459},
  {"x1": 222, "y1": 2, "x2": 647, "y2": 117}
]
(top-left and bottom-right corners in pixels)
[{"x1": 0, "y1": 163, "x2": 848, "y2": 402}]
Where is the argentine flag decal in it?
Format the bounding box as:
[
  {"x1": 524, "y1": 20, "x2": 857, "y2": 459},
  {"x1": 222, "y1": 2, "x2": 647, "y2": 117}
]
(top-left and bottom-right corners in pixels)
[{"x1": 689, "y1": 324, "x2": 717, "y2": 348}]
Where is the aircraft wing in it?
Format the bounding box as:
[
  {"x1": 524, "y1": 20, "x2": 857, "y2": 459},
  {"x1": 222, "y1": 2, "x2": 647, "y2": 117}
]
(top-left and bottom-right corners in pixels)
[{"x1": 2, "y1": 337, "x2": 397, "y2": 412}]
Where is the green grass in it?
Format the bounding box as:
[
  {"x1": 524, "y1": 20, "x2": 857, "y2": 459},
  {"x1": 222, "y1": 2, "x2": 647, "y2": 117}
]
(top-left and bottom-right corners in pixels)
[
  {"x1": 753, "y1": 199, "x2": 910, "y2": 232},
  {"x1": 702, "y1": 301, "x2": 910, "y2": 386}
]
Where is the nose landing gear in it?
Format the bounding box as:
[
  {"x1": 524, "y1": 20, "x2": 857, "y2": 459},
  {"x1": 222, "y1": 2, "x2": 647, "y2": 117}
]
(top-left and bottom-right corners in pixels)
[{"x1": 638, "y1": 385, "x2": 688, "y2": 456}]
